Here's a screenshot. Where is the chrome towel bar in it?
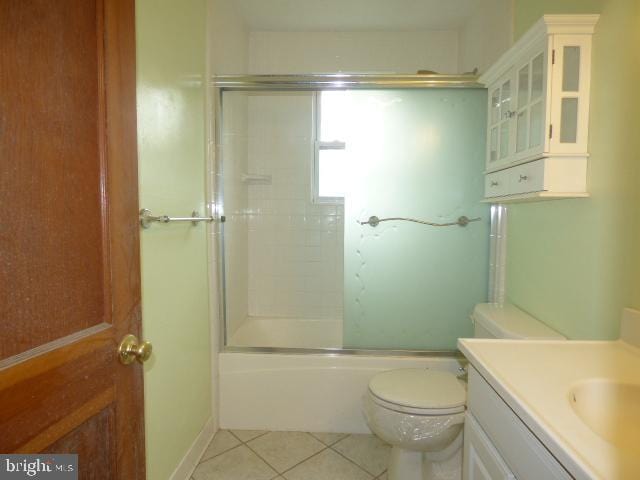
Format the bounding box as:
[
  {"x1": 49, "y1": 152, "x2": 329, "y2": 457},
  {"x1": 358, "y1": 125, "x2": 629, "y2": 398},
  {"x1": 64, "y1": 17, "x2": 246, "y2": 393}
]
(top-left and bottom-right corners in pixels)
[
  {"x1": 359, "y1": 215, "x2": 481, "y2": 228},
  {"x1": 139, "y1": 208, "x2": 214, "y2": 229}
]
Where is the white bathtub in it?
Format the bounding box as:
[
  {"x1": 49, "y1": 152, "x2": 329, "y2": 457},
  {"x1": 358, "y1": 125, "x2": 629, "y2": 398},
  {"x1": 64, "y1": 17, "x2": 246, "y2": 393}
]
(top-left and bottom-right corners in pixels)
[
  {"x1": 227, "y1": 316, "x2": 342, "y2": 349},
  {"x1": 219, "y1": 351, "x2": 465, "y2": 433}
]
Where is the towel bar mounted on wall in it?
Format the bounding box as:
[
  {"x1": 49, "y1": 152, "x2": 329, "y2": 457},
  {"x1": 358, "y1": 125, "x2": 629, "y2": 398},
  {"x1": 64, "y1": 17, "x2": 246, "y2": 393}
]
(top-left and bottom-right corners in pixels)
[
  {"x1": 139, "y1": 208, "x2": 214, "y2": 229},
  {"x1": 359, "y1": 215, "x2": 481, "y2": 228}
]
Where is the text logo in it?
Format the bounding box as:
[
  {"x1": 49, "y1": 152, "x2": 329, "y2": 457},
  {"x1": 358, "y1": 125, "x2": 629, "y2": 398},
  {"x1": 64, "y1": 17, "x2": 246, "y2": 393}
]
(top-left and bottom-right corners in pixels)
[{"x1": 0, "y1": 455, "x2": 77, "y2": 479}]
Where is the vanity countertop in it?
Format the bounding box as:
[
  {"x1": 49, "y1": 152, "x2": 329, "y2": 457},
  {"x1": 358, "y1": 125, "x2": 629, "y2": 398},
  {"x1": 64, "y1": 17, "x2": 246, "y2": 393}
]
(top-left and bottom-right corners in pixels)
[{"x1": 458, "y1": 338, "x2": 640, "y2": 480}]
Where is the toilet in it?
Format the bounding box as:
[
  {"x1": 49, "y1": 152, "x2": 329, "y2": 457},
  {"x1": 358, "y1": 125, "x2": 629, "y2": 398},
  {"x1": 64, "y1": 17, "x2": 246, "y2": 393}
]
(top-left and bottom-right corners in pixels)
[{"x1": 363, "y1": 303, "x2": 565, "y2": 480}]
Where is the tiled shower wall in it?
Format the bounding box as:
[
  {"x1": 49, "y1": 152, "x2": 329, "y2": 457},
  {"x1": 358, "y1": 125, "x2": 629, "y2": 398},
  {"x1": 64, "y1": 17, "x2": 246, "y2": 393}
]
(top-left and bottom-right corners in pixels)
[{"x1": 246, "y1": 92, "x2": 344, "y2": 320}]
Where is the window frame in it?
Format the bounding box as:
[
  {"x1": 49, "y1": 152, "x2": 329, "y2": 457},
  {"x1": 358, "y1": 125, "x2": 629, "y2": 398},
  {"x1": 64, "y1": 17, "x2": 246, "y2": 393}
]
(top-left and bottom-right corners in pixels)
[{"x1": 312, "y1": 91, "x2": 346, "y2": 204}]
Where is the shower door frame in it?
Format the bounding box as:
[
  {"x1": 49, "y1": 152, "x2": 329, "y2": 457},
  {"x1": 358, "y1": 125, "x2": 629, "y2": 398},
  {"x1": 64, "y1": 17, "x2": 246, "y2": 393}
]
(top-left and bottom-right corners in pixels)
[{"x1": 209, "y1": 73, "x2": 507, "y2": 357}]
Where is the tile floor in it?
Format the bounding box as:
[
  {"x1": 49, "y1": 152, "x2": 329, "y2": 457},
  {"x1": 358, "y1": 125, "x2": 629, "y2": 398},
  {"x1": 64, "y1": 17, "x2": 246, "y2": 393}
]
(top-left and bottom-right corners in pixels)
[{"x1": 192, "y1": 430, "x2": 390, "y2": 480}]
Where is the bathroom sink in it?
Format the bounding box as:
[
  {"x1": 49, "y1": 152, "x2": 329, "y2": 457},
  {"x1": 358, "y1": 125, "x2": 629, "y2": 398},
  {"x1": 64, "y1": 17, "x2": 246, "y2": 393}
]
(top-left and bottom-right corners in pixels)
[
  {"x1": 569, "y1": 379, "x2": 640, "y2": 450},
  {"x1": 459, "y1": 325, "x2": 640, "y2": 480}
]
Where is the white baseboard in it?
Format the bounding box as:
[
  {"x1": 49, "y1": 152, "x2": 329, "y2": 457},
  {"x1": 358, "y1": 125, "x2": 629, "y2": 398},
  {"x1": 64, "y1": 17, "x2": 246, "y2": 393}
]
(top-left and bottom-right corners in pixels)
[{"x1": 169, "y1": 417, "x2": 216, "y2": 480}]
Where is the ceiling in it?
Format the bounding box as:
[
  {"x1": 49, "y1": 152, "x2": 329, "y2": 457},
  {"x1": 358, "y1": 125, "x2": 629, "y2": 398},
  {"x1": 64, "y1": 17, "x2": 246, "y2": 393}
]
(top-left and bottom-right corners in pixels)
[{"x1": 234, "y1": 0, "x2": 480, "y2": 32}]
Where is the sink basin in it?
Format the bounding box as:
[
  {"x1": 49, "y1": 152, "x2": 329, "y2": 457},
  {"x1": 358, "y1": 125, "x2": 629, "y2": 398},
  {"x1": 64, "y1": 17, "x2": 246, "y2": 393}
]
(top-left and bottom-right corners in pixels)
[
  {"x1": 569, "y1": 379, "x2": 640, "y2": 450},
  {"x1": 458, "y1": 337, "x2": 640, "y2": 479}
]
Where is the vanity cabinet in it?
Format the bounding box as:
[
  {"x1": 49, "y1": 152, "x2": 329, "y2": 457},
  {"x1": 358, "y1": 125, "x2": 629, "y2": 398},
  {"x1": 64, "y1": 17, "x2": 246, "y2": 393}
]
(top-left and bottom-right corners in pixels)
[
  {"x1": 481, "y1": 15, "x2": 599, "y2": 202},
  {"x1": 464, "y1": 366, "x2": 572, "y2": 480},
  {"x1": 463, "y1": 413, "x2": 515, "y2": 480}
]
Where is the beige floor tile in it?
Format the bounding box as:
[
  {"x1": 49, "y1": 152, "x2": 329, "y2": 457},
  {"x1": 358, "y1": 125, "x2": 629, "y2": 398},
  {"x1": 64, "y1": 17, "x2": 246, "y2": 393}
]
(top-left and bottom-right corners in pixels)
[
  {"x1": 283, "y1": 449, "x2": 373, "y2": 480},
  {"x1": 231, "y1": 429, "x2": 269, "y2": 442},
  {"x1": 200, "y1": 430, "x2": 241, "y2": 462},
  {"x1": 193, "y1": 445, "x2": 277, "y2": 480},
  {"x1": 332, "y1": 434, "x2": 390, "y2": 477},
  {"x1": 247, "y1": 431, "x2": 325, "y2": 473},
  {"x1": 376, "y1": 472, "x2": 388, "y2": 480},
  {"x1": 309, "y1": 432, "x2": 349, "y2": 446}
]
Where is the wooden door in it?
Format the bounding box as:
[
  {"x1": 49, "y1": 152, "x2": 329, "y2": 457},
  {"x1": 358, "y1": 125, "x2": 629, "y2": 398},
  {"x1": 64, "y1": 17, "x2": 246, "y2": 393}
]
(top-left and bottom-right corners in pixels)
[{"x1": 0, "y1": 0, "x2": 145, "y2": 478}]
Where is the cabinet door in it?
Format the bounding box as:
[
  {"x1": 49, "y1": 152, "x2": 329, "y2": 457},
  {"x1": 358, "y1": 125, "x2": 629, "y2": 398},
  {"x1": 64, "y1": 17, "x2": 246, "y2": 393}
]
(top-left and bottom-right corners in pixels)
[
  {"x1": 514, "y1": 46, "x2": 547, "y2": 161},
  {"x1": 463, "y1": 413, "x2": 516, "y2": 480},
  {"x1": 487, "y1": 70, "x2": 515, "y2": 169},
  {"x1": 549, "y1": 34, "x2": 592, "y2": 155}
]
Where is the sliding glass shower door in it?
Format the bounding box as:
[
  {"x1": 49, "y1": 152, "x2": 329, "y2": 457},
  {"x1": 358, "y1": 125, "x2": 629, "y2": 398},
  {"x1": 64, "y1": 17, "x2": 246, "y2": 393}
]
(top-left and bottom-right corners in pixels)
[
  {"x1": 336, "y1": 89, "x2": 489, "y2": 350},
  {"x1": 218, "y1": 86, "x2": 489, "y2": 351}
]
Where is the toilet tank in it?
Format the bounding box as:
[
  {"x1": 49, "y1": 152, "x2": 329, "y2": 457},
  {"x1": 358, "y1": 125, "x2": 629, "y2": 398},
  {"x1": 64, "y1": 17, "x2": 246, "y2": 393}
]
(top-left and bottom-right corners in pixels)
[{"x1": 472, "y1": 303, "x2": 565, "y2": 340}]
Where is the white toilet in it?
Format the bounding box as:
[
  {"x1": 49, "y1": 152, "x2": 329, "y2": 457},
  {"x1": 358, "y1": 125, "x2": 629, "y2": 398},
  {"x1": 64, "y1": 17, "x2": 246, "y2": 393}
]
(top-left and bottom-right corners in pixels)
[{"x1": 363, "y1": 303, "x2": 565, "y2": 480}]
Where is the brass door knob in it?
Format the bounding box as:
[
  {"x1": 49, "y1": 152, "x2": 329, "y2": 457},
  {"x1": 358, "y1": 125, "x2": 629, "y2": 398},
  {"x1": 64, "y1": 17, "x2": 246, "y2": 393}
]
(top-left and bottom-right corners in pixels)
[{"x1": 118, "y1": 334, "x2": 153, "y2": 365}]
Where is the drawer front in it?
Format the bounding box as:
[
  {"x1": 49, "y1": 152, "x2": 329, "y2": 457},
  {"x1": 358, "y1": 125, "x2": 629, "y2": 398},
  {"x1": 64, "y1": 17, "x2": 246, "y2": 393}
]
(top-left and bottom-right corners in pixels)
[
  {"x1": 508, "y1": 159, "x2": 545, "y2": 194},
  {"x1": 468, "y1": 367, "x2": 572, "y2": 480},
  {"x1": 463, "y1": 412, "x2": 516, "y2": 480},
  {"x1": 485, "y1": 170, "x2": 510, "y2": 198}
]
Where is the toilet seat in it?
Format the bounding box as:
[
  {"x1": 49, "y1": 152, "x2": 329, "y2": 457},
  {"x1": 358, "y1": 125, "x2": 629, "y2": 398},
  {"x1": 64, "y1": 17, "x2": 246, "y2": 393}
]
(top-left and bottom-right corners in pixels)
[
  {"x1": 368, "y1": 368, "x2": 466, "y2": 415},
  {"x1": 368, "y1": 392, "x2": 465, "y2": 415}
]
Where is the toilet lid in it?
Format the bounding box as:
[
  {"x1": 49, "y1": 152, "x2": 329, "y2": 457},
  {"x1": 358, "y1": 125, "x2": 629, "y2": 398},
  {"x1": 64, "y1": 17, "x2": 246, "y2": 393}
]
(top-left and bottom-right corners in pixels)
[{"x1": 368, "y1": 369, "x2": 466, "y2": 410}]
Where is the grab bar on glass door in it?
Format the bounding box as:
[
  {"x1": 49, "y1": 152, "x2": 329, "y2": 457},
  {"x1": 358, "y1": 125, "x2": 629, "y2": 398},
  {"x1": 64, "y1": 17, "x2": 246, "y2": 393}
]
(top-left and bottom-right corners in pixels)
[
  {"x1": 139, "y1": 208, "x2": 214, "y2": 229},
  {"x1": 359, "y1": 215, "x2": 481, "y2": 228}
]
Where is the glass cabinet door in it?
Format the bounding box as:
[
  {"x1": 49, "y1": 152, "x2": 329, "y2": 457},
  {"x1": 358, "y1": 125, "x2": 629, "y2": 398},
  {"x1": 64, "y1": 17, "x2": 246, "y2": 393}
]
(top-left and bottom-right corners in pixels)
[
  {"x1": 488, "y1": 87, "x2": 500, "y2": 164},
  {"x1": 487, "y1": 71, "x2": 514, "y2": 169},
  {"x1": 558, "y1": 45, "x2": 581, "y2": 144},
  {"x1": 548, "y1": 35, "x2": 591, "y2": 155},
  {"x1": 498, "y1": 78, "x2": 512, "y2": 161},
  {"x1": 516, "y1": 62, "x2": 530, "y2": 153},
  {"x1": 529, "y1": 53, "x2": 545, "y2": 149},
  {"x1": 514, "y1": 50, "x2": 546, "y2": 158}
]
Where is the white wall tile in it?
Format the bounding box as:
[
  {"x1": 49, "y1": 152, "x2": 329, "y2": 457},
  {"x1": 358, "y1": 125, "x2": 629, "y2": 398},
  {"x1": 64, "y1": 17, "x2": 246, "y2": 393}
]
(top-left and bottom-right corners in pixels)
[{"x1": 246, "y1": 93, "x2": 344, "y2": 321}]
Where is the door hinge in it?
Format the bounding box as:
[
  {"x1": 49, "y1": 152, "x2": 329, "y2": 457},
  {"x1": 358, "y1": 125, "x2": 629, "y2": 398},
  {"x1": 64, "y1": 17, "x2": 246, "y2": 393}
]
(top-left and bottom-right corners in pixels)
[
  {"x1": 549, "y1": 124, "x2": 553, "y2": 139},
  {"x1": 552, "y1": 50, "x2": 556, "y2": 64}
]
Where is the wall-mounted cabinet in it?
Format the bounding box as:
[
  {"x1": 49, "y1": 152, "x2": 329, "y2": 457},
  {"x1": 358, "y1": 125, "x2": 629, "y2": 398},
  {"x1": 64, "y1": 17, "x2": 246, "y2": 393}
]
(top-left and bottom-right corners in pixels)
[{"x1": 480, "y1": 15, "x2": 599, "y2": 202}]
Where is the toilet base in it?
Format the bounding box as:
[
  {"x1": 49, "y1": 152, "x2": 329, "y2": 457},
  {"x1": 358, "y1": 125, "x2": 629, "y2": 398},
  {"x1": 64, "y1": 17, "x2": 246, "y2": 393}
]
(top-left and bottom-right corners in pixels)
[
  {"x1": 387, "y1": 431, "x2": 463, "y2": 480},
  {"x1": 388, "y1": 447, "x2": 423, "y2": 480}
]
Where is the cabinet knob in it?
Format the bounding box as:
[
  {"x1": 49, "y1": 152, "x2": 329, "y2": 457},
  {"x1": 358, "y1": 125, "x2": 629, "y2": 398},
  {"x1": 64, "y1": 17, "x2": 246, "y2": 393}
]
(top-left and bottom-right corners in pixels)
[
  {"x1": 490, "y1": 181, "x2": 499, "y2": 187},
  {"x1": 519, "y1": 175, "x2": 529, "y2": 182}
]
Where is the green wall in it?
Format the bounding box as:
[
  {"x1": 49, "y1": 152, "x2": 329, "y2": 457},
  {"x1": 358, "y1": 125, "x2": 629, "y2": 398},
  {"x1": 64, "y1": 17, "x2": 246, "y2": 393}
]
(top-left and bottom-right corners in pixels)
[
  {"x1": 513, "y1": 0, "x2": 605, "y2": 39},
  {"x1": 136, "y1": 1, "x2": 212, "y2": 479},
  {"x1": 507, "y1": 0, "x2": 640, "y2": 339}
]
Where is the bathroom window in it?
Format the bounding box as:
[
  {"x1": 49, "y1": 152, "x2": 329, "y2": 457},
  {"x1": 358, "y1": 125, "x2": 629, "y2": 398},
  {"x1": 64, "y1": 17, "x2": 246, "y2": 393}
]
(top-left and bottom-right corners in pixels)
[{"x1": 313, "y1": 91, "x2": 349, "y2": 203}]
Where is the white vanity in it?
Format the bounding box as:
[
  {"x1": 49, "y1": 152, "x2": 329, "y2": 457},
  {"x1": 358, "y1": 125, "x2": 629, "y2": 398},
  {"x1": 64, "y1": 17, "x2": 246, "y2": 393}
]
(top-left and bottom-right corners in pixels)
[
  {"x1": 481, "y1": 15, "x2": 599, "y2": 202},
  {"x1": 458, "y1": 309, "x2": 640, "y2": 480}
]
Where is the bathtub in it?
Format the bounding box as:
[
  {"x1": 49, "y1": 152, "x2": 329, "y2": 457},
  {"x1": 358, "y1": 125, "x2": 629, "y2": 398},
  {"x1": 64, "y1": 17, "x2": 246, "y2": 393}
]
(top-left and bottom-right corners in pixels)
[
  {"x1": 219, "y1": 351, "x2": 465, "y2": 433},
  {"x1": 227, "y1": 316, "x2": 342, "y2": 349}
]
